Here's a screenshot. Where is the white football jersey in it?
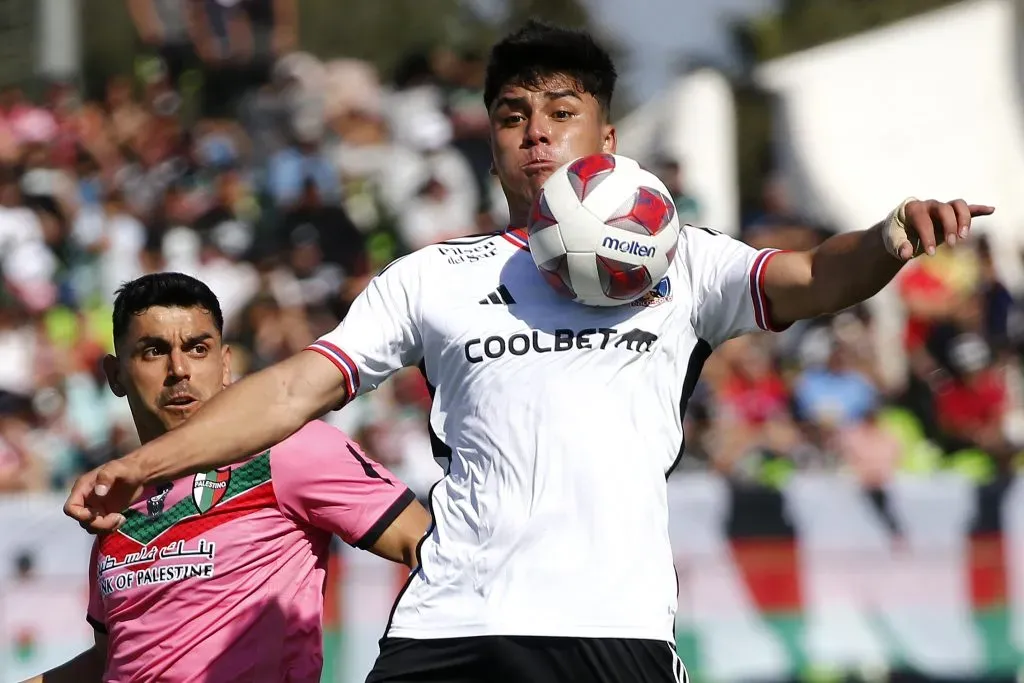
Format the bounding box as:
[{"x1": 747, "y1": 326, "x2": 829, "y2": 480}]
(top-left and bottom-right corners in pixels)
[{"x1": 307, "y1": 226, "x2": 785, "y2": 641}]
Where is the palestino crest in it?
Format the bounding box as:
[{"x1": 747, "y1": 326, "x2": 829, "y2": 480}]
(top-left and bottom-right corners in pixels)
[
  {"x1": 192, "y1": 469, "x2": 231, "y2": 514},
  {"x1": 631, "y1": 276, "x2": 672, "y2": 308}
]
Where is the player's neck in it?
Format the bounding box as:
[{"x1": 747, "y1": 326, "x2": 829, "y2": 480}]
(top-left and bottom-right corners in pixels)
[
  {"x1": 137, "y1": 432, "x2": 164, "y2": 447},
  {"x1": 136, "y1": 423, "x2": 168, "y2": 447},
  {"x1": 507, "y1": 201, "x2": 530, "y2": 229}
]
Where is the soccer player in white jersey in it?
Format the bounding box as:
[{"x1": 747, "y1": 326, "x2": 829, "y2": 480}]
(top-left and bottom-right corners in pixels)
[{"x1": 66, "y1": 20, "x2": 992, "y2": 683}]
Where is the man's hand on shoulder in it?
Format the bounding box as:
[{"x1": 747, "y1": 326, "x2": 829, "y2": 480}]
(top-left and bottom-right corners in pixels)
[
  {"x1": 64, "y1": 459, "x2": 146, "y2": 534},
  {"x1": 882, "y1": 197, "x2": 995, "y2": 262}
]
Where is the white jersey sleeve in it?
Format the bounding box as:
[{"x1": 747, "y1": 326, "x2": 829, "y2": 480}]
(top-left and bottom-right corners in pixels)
[
  {"x1": 680, "y1": 226, "x2": 789, "y2": 347},
  {"x1": 305, "y1": 255, "x2": 423, "y2": 402}
]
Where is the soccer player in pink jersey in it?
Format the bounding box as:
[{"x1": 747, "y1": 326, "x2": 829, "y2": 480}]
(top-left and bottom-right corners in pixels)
[{"x1": 26, "y1": 273, "x2": 429, "y2": 683}]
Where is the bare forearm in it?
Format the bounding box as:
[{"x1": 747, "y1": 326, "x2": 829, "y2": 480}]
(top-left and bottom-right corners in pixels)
[
  {"x1": 25, "y1": 646, "x2": 103, "y2": 683},
  {"x1": 767, "y1": 224, "x2": 903, "y2": 324},
  {"x1": 136, "y1": 352, "x2": 344, "y2": 483},
  {"x1": 812, "y1": 224, "x2": 903, "y2": 312}
]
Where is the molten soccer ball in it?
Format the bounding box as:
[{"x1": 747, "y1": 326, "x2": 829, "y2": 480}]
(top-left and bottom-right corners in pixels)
[{"x1": 527, "y1": 153, "x2": 680, "y2": 307}]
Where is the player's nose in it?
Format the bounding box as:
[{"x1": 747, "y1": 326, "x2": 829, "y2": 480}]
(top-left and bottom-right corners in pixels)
[
  {"x1": 523, "y1": 115, "x2": 551, "y2": 146},
  {"x1": 167, "y1": 349, "x2": 191, "y2": 380}
]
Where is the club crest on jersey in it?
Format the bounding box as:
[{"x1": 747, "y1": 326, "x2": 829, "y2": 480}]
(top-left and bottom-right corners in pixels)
[
  {"x1": 632, "y1": 277, "x2": 672, "y2": 308},
  {"x1": 146, "y1": 482, "x2": 173, "y2": 516},
  {"x1": 192, "y1": 469, "x2": 231, "y2": 514}
]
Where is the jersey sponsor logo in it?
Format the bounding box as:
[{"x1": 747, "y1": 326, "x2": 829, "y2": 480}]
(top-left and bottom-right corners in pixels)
[
  {"x1": 632, "y1": 276, "x2": 672, "y2": 308},
  {"x1": 98, "y1": 539, "x2": 218, "y2": 597},
  {"x1": 439, "y1": 242, "x2": 498, "y2": 265},
  {"x1": 601, "y1": 236, "x2": 655, "y2": 257},
  {"x1": 464, "y1": 327, "x2": 658, "y2": 363},
  {"x1": 193, "y1": 469, "x2": 231, "y2": 514}
]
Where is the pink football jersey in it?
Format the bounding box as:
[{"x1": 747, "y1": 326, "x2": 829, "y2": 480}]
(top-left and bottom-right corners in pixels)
[{"x1": 87, "y1": 420, "x2": 416, "y2": 683}]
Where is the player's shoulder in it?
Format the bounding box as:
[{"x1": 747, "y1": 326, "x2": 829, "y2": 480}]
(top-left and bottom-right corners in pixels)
[
  {"x1": 273, "y1": 420, "x2": 355, "y2": 459},
  {"x1": 421, "y1": 231, "x2": 514, "y2": 268},
  {"x1": 677, "y1": 224, "x2": 732, "y2": 251},
  {"x1": 376, "y1": 231, "x2": 516, "y2": 281},
  {"x1": 674, "y1": 224, "x2": 754, "y2": 273}
]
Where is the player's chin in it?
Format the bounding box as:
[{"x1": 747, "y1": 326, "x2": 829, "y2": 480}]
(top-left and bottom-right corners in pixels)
[{"x1": 524, "y1": 169, "x2": 554, "y2": 194}]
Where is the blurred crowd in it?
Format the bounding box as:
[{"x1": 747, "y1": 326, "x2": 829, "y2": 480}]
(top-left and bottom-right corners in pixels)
[
  {"x1": 1, "y1": 0, "x2": 1023, "y2": 499},
  {"x1": 0, "y1": 0, "x2": 507, "y2": 496},
  {"x1": 680, "y1": 180, "x2": 1024, "y2": 487}
]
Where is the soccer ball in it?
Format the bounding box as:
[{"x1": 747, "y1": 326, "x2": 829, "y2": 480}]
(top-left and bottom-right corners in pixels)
[{"x1": 527, "y1": 153, "x2": 680, "y2": 307}]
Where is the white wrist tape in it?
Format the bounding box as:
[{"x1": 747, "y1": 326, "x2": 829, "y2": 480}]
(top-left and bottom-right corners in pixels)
[{"x1": 881, "y1": 197, "x2": 923, "y2": 260}]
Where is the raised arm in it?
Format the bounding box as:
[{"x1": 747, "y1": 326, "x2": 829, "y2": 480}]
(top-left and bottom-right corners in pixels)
[
  {"x1": 64, "y1": 351, "x2": 344, "y2": 530},
  {"x1": 762, "y1": 198, "x2": 994, "y2": 327},
  {"x1": 66, "y1": 254, "x2": 425, "y2": 532}
]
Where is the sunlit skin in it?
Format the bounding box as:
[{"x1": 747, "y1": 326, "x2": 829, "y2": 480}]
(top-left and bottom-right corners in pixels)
[
  {"x1": 489, "y1": 75, "x2": 617, "y2": 227},
  {"x1": 101, "y1": 306, "x2": 231, "y2": 445}
]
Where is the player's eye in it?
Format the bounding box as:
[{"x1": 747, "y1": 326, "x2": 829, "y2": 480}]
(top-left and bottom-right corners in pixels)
[
  {"x1": 189, "y1": 345, "x2": 209, "y2": 357},
  {"x1": 142, "y1": 347, "x2": 162, "y2": 359},
  {"x1": 502, "y1": 113, "x2": 525, "y2": 126},
  {"x1": 552, "y1": 110, "x2": 576, "y2": 121}
]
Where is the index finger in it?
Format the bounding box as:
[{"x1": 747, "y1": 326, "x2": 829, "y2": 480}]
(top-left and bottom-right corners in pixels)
[
  {"x1": 969, "y1": 204, "x2": 995, "y2": 217},
  {"x1": 63, "y1": 472, "x2": 98, "y2": 522}
]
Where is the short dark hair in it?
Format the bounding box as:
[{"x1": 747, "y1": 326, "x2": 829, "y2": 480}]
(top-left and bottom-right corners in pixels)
[
  {"x1": 112, "y1": 272, "x2": 224, "y2": 345},
  {"x1": 484, "y1": 20, "x2": 617, "y2": 115}
]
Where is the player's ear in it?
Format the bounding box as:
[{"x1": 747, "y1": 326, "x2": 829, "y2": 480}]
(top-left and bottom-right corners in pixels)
[
  {"x1": 221, "y1": 344, "x2": 233, "y2": 387},
  {"x1": 602, "y1": 124, "x2": 616, "y2": 155},
  {"x1": 102, "y1": 354, "x2": 127, "y2": 397}
]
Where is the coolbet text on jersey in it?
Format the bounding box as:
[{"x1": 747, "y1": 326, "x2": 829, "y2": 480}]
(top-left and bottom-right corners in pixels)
[
  {"x1": 87, "y1": 421, "x2": 415, "y2": 683},
  {"x1": 306, "y1": 226, "x2": 785, "y2": 643}
]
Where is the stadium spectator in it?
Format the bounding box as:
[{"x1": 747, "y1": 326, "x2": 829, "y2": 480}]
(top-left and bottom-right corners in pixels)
[{"x1": 0, "y1": 10, "x2": 1021, "y2": 508}]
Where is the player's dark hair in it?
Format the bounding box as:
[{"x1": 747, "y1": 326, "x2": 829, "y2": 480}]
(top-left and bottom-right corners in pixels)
[
  {"x1": 484, "y1": 20, "x2": 617, "y2": 116},
  {"x1": 112, "y1": 272, "x2": 224, "y2": 345}
]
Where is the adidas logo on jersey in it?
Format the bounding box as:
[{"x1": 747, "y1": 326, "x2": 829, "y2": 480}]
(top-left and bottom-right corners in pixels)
[{"x1": 478, "y1": 285, "x2": 516, "y2": 305}]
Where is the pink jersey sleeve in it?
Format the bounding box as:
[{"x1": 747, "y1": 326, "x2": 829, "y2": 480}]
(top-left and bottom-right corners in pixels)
[
  {"x1": 272, "y1": 421, "x2": 416, "y2": 548},
  {"x1": 86, "y1": 539, "x2": 106, "y2": 633}
]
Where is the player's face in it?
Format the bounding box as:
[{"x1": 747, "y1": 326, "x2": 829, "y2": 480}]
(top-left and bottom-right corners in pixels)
[
  {"x1": 489, "y1": 74, "x2": 616, "y2": 225},
  {"x1": 103, "y1": 306, "x2": 231, "y2": 440}
]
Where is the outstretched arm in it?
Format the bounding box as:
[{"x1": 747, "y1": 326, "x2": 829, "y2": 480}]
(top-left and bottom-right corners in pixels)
[
  {"x1": 65, "y1": 350, "x2": 348, "y2": 531},
  {"x1": 66, "y1": 254, "x2": 425, "y2": 533},
  {"x1": 762, "y1": 198, "x2": 994, "y2": 326},
  {"x1": 140, "y1": 350, "x2": 348, "y2": 480}
]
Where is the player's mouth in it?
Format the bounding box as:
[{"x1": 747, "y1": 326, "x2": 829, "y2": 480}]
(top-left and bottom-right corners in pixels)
[
  {"x1": 521, "y1": 159, "x2": 557, "y2": 174},
  {"x1": 163, "y1": 394, "x2": 199, "y2": 411}
]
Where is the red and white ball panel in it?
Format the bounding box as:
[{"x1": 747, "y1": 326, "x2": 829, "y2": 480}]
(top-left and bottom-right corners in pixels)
[{"x1": 527, "y1": 153, "x2": 681, "y2": 307}]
